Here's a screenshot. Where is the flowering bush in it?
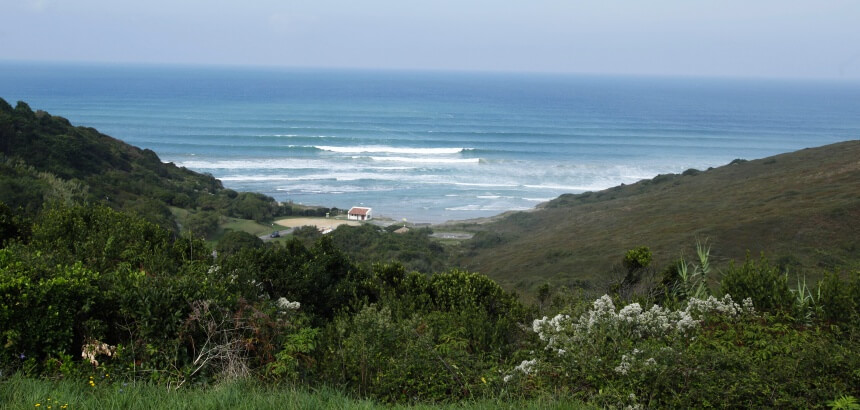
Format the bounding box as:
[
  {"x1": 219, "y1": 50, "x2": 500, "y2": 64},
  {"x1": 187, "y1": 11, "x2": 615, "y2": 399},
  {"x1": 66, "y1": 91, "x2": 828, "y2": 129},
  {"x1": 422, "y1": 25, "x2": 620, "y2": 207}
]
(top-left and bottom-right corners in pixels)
[{"x1": 507, "y1": 293, "x2": 756, "y2": 407}]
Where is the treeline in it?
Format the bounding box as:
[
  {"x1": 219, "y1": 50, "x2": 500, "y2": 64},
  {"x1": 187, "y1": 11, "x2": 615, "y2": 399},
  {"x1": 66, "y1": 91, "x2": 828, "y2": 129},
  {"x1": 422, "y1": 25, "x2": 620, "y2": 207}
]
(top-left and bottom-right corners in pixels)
[{"x1": 1, "y1": 201, "x2": 858, "y2": 407}]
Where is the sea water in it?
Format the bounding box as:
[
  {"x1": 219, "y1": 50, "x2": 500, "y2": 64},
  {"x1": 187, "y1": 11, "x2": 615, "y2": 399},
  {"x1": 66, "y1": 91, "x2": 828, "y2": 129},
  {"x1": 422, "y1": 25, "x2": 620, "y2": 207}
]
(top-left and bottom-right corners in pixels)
[{"x1": 2, "y1": 62, "x2": 858, "y2": 223}]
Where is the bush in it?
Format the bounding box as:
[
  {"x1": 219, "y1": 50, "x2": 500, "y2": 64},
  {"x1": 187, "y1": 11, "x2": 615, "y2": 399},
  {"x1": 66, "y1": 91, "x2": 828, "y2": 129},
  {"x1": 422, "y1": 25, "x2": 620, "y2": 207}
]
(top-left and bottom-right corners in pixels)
[
  {"x1": 184, "y1": 210, "x2": 220, "y2": 239},
  {"x1": 216, "y1": 230, "x2": 263, "y2": 256},
  {"x1": 818, "y1": 271, "x2": 860, "y2": 324},
  {"x1": 0, "y1": 201, "x2": 30, "y2": 246},
  {"x1": 720, "y1": 253, "x2": 792, "y2": 312},
  {"x1": 0, "y1": 253, "x2": 100, "y2": 368},
  {"x1": 508, "y1": 293, "x2": 858, "y2": 408}
]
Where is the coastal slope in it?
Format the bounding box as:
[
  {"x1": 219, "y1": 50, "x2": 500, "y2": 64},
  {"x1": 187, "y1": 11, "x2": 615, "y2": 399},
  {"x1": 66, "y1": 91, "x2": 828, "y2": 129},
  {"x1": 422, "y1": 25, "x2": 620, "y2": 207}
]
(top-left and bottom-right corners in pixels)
[
  {"x1": 454, "y1": 140, "x2": 860, "y2": 292},
  {"x1": 0, "y1": 99, "x2": 282, "y2": 232}
]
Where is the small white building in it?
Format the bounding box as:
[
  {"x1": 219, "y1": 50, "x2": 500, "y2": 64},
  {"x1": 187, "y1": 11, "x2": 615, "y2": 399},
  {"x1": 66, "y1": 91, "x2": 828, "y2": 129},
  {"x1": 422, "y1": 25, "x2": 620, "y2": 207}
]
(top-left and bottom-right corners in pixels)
[{"x1": 347, "y1": 207, "x2": 372, "y2": 221}]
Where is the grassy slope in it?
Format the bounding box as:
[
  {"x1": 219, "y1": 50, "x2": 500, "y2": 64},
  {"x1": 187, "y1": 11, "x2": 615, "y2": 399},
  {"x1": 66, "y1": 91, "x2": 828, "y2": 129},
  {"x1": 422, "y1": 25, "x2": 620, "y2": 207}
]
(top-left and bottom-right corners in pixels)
[
  {"x1": 1, "y1": 99, "x2": 286, "y2": 234},
  {"x1": 454, "y1": 141, "x2": 860, "y2": 293},
  {"x1": 0, "y1": 99, "x2": 223, "y2": 209}
]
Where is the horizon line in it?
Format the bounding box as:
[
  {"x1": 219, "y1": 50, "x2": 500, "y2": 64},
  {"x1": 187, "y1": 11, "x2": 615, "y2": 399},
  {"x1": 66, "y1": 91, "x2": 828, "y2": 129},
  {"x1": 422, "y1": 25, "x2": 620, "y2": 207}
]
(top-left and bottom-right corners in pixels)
[{"x1": 2, "y1": 58, "x2": 859, "y2": 84}]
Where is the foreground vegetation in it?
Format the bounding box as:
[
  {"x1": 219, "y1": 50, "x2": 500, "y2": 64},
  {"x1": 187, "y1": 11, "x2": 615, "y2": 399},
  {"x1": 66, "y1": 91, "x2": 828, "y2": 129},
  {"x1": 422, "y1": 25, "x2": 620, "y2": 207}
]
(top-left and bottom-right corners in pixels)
[
  {"x1": 2, "y1": 100, "x2": 859, "y2": 407},
  {"x1": 1, "y1": 202, "x2": 858, "y2": 408}
]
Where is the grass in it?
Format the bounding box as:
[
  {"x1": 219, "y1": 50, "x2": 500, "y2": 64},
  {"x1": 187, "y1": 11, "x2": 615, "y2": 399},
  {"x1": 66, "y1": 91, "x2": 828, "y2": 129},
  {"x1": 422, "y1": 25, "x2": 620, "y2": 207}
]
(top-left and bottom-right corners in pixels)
[
  {"x1": 454, "y1": 140, "x2": 860, "y2": 295},
  {"x1": 215, "y1": 217, "x2": 287, "y2": 239},
  {"x1": 169, "y1": 206, "x2": 290, "y2": 244},
  {"x1": 0, "y1": 375, "x2": 591, "y2": 410}
]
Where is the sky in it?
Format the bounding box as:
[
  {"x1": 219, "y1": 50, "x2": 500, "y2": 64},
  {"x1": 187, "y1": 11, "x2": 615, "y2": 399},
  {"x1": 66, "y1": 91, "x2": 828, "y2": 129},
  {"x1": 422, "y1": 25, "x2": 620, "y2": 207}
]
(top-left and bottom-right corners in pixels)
[{"x1": 2, "y1": 0, "x2": 860, "y2": 79}]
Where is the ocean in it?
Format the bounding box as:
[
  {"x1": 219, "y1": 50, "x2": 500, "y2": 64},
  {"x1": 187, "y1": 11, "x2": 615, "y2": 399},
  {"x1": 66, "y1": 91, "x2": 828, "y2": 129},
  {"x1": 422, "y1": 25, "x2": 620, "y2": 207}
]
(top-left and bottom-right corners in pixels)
[{"x1": 2, "y1": 62, "x2": 858, "y2": 223}]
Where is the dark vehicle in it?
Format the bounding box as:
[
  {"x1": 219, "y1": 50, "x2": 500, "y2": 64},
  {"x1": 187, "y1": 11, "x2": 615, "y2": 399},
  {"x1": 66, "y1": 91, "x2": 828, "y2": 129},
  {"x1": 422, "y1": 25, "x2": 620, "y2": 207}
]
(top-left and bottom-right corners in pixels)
[{"x1": 270, "y1": 231, "x2": 280, "y2": 238}]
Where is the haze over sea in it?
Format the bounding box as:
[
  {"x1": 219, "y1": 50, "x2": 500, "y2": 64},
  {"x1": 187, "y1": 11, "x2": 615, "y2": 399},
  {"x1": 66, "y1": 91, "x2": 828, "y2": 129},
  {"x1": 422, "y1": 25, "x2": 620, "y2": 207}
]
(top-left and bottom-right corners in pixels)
[{"x1": 2, "y1": 62, "x2": 858, "y2": 223}]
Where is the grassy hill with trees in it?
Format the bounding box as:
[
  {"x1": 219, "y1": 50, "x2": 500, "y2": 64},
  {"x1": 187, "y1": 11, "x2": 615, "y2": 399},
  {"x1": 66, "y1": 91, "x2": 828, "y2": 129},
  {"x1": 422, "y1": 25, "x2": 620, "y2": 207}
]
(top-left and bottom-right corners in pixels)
[
  {"x1": 452, "y1": 140, "x2": 860, "y2": 294},
  {"x1": 0, "y1": 98, "x2": 338, "y2": 237}
]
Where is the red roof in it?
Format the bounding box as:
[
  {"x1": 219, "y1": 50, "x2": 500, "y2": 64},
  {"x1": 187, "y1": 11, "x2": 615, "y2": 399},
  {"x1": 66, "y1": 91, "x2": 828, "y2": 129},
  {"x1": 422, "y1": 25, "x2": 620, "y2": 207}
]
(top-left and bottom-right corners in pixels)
[{"x1": 348, "y1": 207, "x2": 371, "y2": 216}]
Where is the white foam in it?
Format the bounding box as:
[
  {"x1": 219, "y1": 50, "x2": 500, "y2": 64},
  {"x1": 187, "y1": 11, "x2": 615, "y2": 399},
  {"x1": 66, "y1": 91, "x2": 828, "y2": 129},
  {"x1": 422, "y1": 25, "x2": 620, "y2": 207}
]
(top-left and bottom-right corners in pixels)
[
  {"x1": 523, "y1": 197, "x2": 556, "y2": 202},
  {"x1": 220, "y1": 175, "x2": 297, "y2": 182},
  {"x1": 370, "y1": 156, "x2": 480, "y2": 164},
  {"x1": 452, "y1": 182, "x2": 519, "y2": 188},
  {"x1": 370, "y1": 166, "x2": 417, "y2": 170},
  {"x1": 177, "y1": 159, "x2": 329, "y2": 169},
  {"x1": 445, "y1": 204, "x2": 532, "y2": 212},
  {"x1": 445, "y1": 204, "x2": 483, "y2": 211},
  {"x1": 276, "y1": 184, "x2": 393, "y2": 194},
  {"x1": 221, "y1": 170, "x2": 430, "y2": 183},
  {"x1": 317, "y1": 146, "x2": 470, "y2": 155},
  {"x1": 176, "y1": 157, "x2": 384, "y2": 170},
  {"x1": 477, "y1": 195, "x2": 501, "y2": 199},
  {"x1": 524, "y1": 184, "x2": 602, "y2": 191}
]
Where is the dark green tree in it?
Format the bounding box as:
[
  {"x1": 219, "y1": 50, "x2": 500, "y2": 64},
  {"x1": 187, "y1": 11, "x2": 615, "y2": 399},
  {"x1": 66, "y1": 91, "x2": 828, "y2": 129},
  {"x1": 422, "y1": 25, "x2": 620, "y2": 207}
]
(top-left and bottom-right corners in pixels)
[{"x1": 216, "y1": 230, "x2": 264, "y2": 256}]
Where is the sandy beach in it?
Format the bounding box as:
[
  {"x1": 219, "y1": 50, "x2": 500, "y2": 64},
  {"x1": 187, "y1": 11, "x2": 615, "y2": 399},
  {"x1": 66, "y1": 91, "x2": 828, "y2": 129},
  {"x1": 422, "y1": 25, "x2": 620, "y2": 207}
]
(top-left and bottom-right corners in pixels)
[{"x1": 275, "y1": 217, "x2": 361, "y2": 230}]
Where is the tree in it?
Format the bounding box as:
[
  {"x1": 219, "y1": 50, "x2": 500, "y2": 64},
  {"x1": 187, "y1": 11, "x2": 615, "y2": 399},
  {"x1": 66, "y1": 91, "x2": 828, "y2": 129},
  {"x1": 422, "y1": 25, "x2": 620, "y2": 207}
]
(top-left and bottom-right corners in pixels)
[
  {"x1": 184, "y1": 211, "x2": 219, "y2": 239},
  {"x1": 216, "y1": 230, "x2": 263, "y2": 256}
]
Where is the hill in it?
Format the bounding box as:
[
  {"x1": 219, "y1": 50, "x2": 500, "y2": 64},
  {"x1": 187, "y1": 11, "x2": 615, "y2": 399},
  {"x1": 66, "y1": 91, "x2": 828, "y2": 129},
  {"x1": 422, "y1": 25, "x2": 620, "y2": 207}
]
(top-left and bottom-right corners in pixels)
[
  {"x1": 452, "y1": 140, "x2": 860, "y2": 293},
  {"x1": 0, "y1": 99, "x2": 289, "y2": 232}
]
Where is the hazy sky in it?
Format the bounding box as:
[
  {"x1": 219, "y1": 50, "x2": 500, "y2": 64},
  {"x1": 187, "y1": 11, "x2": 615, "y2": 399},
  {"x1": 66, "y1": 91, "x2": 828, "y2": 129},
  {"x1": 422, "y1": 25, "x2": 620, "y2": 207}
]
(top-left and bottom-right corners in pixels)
[{"x1": 2, "y1": 0, "x2": 860, "y2": 79}]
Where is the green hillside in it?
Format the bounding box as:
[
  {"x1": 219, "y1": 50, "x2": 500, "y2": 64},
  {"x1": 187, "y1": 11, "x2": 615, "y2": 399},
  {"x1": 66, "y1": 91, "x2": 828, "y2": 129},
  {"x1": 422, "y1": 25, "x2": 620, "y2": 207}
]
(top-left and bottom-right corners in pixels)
[
  {"x1": 0, "y1": 99, "x2": 300, "y2": 233},
  {"x1": 453, "y1": 141, "x2": 860, "y2": 293}
]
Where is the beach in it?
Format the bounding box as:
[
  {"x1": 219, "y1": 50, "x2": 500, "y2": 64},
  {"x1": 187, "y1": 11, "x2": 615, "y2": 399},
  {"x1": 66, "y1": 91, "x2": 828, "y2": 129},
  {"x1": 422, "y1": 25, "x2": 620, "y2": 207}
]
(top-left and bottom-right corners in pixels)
[{"x1": 275, "y1": 217, "x2": 361, "y2": 230}]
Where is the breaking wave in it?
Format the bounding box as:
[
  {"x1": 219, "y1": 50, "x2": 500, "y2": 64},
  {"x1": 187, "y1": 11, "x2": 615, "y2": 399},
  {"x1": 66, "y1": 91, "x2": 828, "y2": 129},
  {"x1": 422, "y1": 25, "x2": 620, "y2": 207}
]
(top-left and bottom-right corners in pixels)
[{"x1": 316, "y1": 146, "x2": 471, "y2": 155}]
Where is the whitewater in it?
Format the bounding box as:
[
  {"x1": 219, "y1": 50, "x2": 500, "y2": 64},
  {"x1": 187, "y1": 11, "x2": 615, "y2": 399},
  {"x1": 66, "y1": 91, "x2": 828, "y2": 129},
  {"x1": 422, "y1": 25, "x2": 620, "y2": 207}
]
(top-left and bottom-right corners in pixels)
[{"x1": 1, "y1": 63, "x2": 858, "y2": 223}]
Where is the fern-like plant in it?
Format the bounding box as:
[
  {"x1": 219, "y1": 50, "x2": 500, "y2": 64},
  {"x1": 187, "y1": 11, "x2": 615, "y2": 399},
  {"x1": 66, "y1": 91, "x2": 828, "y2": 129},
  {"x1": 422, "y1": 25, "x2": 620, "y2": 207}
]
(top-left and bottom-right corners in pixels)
[{"x1": 828, "y1": 394, "x2": 860, "y2": 410}]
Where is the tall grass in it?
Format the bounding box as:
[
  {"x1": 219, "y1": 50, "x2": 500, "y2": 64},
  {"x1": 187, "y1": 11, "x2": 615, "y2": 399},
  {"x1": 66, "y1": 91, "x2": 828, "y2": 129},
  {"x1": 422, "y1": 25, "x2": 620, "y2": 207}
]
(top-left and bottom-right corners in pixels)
[{"x1": 0, "y1": 375, "x2": 591, "y2": 410}]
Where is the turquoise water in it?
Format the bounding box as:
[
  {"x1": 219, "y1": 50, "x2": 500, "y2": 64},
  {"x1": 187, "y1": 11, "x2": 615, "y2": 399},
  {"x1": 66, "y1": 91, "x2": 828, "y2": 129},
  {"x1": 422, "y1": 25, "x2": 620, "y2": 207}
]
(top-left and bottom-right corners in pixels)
[{"x1": 2, "y1": 62, "x2": 858, "y2": 222}]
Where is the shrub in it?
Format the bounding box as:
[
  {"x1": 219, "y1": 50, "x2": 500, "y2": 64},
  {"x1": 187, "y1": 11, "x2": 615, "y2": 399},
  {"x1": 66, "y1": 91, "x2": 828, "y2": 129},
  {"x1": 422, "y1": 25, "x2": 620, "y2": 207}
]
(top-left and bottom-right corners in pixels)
[
  {"x1": 720, "y1": 253, "x2": 792, "y2": 312},
  {"x1": 818, "y1": 271, "x2": 860, "y2": 324},
  {"x1": 184, "y1": 210, "x2": 220, "y2": 239},
  {"x1": 216, "y1": 230, "x2": 263, "y2": 256},
  {"x1": 507, "y1": 294, "x2": 756, "y2": 407},
  {"x1": 0, "y1": 251, "x2": 101, "y2": 369}
]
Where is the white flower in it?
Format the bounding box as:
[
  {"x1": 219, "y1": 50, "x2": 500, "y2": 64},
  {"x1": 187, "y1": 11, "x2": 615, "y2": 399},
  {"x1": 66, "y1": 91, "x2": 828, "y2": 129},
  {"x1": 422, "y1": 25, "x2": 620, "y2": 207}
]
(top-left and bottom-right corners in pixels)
[
  {"x1": 619, "y1": 303, "x2": 642, "y2": 320},
  {"x1": 615, "y1": 354, "x2": 633, "y2": 375},
  {"x1": 742, "y1": 297, "x2": 755, "y2": 313},
  {"x1": 514, "y1": 359, "x2": 537, "y2": 375},
  {"x1": 82, "y1": 339, "x2": 116, "y2": 367},
  {"x1": 276, "y1": 297, "x2": 300, "y2": 312},
  {"x1": 593, "y1": 294, "x2": 616, "y2": 313}
]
